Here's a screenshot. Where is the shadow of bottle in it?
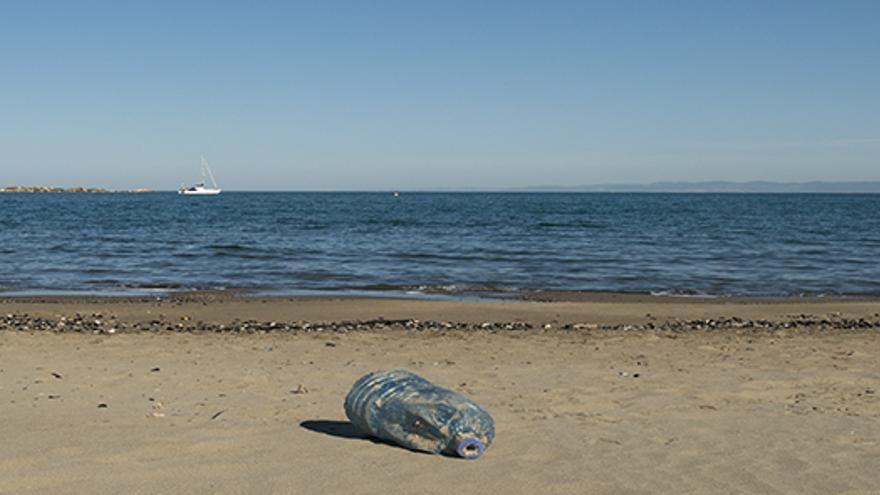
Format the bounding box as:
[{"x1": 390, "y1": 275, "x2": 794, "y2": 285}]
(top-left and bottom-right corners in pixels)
[
  {"x1": 299, "y1": 420, "x2": 465, "y2": 458},
  {"x1": 299, "y1": 420, "x2": 367, "y2": 440}
]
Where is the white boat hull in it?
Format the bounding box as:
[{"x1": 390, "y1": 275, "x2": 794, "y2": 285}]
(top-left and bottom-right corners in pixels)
[{"x1": 179, "y1": 188, "x2": 221, "y2": 195}]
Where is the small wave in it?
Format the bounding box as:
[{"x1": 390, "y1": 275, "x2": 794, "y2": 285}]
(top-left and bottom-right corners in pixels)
[
  {"x1": 649, "y1": 288, "x2": 854, "y2": 299},
  {"x1": 132, "y1": 283, "x2": 183, "y2": 289},
  {"x1": 389, "y1": 252, "x2": 500, "y2": 262},
  {"x1": 360, "y1": 218, "x2": 420, "y2": 227},
  {"x1": 47, "y1": 244, "x2": 75, "y2": 253},
  {"x1": 83, "y1": 267, "x2": 122, "y2": 274},
  {"x1": 207, "y1": 243, "x2": 283, "y2": 260},
  {"x1": 536, "y1": 221, "x2": 606, "y2": 229},
  {"x1": 95, "y1": 236, "x2": 139, "y2": 244},
  {"x1": 212, "y1": 251, "x2": 279, "y2": 260},
  {"x1": 208, "y1": 243, "x2": 247, "y2": 250},
  {"x1": 361, "y1": 284, "x2": 403, "y2": 292},
  {"x1": 361, "y1": 283, "x2": 511, "y2": 295},
  {"x1": 650, "y1": 289, "x2": 719, "y2": 298},
  {"x1": 272, "y1": 215, "x2": 331, "y2": 228}
]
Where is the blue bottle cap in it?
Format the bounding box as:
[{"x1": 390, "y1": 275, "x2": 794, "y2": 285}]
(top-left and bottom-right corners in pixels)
[{"x1": 456, "y1": 438, "x2": 485, "y2": 459}]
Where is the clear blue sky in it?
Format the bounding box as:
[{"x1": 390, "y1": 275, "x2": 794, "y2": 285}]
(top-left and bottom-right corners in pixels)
[{"x1": 1, "y1": 1, "x2": 878, "y2": 190}]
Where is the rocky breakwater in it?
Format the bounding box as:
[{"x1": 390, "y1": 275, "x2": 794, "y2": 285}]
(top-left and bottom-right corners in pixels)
[
  {"x1": 1, "y1": 186, "x2": 109, "y2": 193},
  {"x1": 0, "y1": 186, "x2": 153, "y2": 193}
]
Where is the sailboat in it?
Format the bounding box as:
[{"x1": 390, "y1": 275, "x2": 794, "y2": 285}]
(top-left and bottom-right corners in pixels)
[{"x1": 179, "y1": 156, "x2": 222, "y2": 195}]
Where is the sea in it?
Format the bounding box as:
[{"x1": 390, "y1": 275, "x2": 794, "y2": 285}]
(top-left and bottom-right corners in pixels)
[{"x1": 1, "y1": 192, "x2": 879, "y2": 298}]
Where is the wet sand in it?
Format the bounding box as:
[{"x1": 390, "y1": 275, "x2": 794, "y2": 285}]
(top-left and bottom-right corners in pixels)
[{"x1": 1, "y1": 294, "x2": 879, "y2": 494}]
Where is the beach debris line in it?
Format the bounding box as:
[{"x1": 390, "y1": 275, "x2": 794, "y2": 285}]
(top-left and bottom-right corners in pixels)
[
  {"x1": 0, "y1": 313, "x2": 533, "y2": 334},
  {"x1": 344, "y1": 370, "x2": 495, "y2": 459},
  {"x1": 1, "y1": 313, "x2": 879, "y2": 334}
]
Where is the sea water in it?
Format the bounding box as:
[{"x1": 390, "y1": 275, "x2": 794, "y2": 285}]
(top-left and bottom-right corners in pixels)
[{"x1": 1, "y1": 192, "x2": 879, "y2": 297}]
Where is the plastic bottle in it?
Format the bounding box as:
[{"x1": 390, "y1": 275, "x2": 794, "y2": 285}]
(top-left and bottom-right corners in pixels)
[{"x1": 344, "y1": 370, "x2": 495, "y2": 459}]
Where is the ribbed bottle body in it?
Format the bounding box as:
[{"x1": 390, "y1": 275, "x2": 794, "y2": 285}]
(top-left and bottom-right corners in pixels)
[{"x1": 344, "y1": 370, "x2": 494, "y2": 459}]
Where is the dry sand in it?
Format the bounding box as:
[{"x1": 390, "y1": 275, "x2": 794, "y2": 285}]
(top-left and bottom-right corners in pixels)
[{"x1": 1, "y1": 295, "x2": 879, "y2": 494}]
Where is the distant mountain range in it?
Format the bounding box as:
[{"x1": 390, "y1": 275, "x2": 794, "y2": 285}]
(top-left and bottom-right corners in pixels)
[{"x1": 503, "y1": 181, "x2": 880, "y2": 193}]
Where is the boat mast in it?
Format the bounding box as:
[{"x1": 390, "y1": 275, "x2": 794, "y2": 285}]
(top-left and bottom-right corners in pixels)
[{"x1": 200, "y1": 155, "x2": 219, "y2": 189}]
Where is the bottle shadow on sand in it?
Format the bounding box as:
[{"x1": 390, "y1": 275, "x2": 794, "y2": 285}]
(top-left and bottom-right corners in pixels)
[
  {"x1": 299, "y1": 420, "x2": 437, "y2": 456},
  {"x1": 299, "y1": 420, "x2": 367, "y2": 440}
]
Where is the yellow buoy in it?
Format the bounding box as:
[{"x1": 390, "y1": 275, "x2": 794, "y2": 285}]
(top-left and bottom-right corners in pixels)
[{"x1": 393, "y1": 192, "x2": 399, "y2": 197}]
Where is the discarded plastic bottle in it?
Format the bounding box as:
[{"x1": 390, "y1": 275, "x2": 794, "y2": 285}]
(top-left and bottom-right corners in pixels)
[{"x1": 344, "y1": 370, "x2": 495, "y2": 459}]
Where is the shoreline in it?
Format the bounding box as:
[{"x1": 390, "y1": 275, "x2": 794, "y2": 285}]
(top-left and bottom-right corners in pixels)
[
  {"x1": 4, "y1": 287, "x2": 880, "y2": 304},
  {"x1": 2, "y1": 291, "x2": 880, "y2": 329}
]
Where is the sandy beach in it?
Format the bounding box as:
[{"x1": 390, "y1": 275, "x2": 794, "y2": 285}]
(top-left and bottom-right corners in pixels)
[{"x1": 1, "y1": 294, "x2": 878, "y2": 494}]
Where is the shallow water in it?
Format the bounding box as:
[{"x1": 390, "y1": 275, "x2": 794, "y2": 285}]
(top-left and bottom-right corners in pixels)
[{"x1": 1, "y1": 192, "x2": 878, "y2": 297}]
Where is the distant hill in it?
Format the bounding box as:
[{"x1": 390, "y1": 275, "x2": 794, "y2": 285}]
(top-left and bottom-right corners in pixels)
[{"x1": 506, "y1": 181, "x2": 880, "y2": 193}]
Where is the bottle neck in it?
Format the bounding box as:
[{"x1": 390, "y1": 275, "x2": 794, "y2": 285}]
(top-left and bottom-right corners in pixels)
[{"x1": 454, "y1": 437, "x2": 485, "y2": 459}]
